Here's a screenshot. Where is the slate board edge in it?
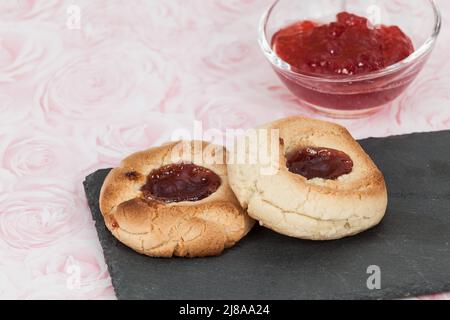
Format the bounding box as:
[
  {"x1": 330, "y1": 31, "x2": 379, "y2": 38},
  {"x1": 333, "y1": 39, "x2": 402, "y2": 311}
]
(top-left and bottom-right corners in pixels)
[{"x1": 83, "y1": 130, "x2": 450, "y2": 300}]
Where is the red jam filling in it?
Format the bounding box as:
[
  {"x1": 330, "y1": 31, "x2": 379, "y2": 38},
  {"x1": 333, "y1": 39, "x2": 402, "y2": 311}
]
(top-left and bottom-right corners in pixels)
[
  {"x1": 141, "y1": 163, "x2": 221, "y2": 203},
  {"x1": 287, "y1": 147, "x2": 353, "y2": 180},
  {"x1": 272, "y1": 12, "x2": 414, "y2": 76}
]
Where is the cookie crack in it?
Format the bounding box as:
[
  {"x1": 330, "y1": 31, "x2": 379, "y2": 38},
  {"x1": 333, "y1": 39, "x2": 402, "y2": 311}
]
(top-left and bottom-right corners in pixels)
[
  {"x1": 117, "y1": 227, "x2": 151, "y2": 236},
  {"x1": 160, "y1": 145, "x2": 173, "y2": 167},
  {"x1": 295, "y1": 186, "x2": 311, "y2": 213},
  {"x1": 253, "y1": 179, "x2": 363, "y2": 223},
  {"x1": 258, "y1": 196, "x2": 353, "y2": 224},
  {"x1": 146, "y1": 239, "x2": 172, "y2": 252}
]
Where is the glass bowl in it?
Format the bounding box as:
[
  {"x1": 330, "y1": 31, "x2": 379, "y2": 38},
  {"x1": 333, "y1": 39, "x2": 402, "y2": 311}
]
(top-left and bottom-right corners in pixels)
[{"x1": 259, "y1": 0, "x2": 442, "y2": 118}]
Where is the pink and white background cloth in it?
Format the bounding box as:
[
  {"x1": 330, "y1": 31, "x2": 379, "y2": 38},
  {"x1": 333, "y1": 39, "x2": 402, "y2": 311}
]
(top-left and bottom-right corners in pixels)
[{"x1": 0, "y1": 0, "x2": 449, "y2": 300}]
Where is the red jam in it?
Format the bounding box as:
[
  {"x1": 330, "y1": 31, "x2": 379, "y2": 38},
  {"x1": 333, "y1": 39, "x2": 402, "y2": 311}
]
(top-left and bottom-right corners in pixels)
[
  {"x1": 270, "y1": 12, "x2": 416, "y2": 112},
  {"x1": 272, "y1": 12, "x2": 414, "y2": 76},
  {"x1": 141, "y1": 163, "x2": 221, "y2": 203},
  {"x1": 111, "y1": 220, "x2": 119, "y2": 229},
  {"x1": 287, "y1": 147, "x2": 353, "y2": 180}
]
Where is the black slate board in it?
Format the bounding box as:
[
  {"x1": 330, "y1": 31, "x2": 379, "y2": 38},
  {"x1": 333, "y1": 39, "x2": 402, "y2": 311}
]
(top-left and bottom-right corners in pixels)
[{"x1": 83, "y1": 131, "x2": 450, "y2": 300}]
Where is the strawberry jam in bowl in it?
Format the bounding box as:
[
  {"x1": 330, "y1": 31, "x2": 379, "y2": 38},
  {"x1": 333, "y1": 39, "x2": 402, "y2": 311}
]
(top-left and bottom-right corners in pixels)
[{"x1": 259, "y1": 0, "x2": 441, "y2": 118}]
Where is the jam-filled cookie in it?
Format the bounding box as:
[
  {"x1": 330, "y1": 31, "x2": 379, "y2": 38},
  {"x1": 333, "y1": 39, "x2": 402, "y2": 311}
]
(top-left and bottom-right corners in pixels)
[
  {"x1": 227, "y1": 117, "x2": 388, "y2": 240},
  {"x1": 100, "y1": 141, "x2": 254, "y2": 258}
]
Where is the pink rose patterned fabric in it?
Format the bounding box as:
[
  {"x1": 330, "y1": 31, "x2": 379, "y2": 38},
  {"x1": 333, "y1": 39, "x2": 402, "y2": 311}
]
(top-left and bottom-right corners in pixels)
[{"x1": 0, "y1": 0, "x2": 449, "y2": 300}]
